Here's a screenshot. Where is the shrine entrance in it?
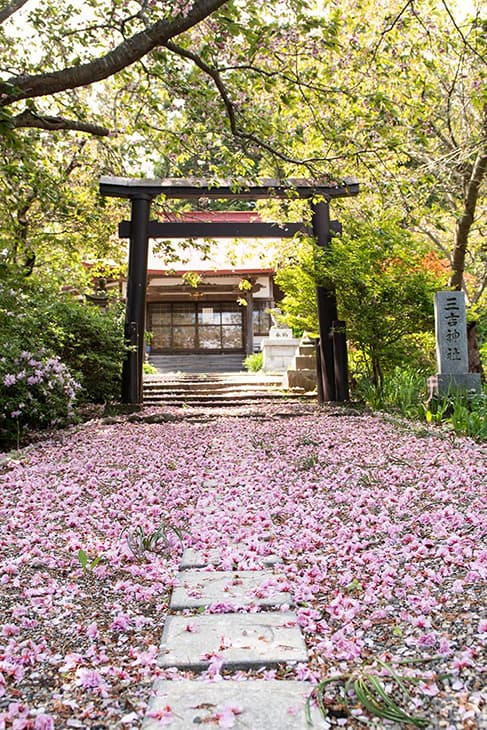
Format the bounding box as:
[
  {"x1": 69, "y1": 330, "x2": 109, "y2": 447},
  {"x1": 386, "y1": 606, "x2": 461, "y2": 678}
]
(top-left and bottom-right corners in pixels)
[
  {"x1": 99, "y1": 177, "x2": 359, "y2": 404},
  {"x1": 147, "y1": 301, "x2": 244, "y2": 354}
]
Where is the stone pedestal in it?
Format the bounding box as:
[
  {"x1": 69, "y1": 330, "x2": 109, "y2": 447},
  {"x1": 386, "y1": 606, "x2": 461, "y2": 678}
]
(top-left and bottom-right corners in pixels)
[
  {"x1": 261, "y1": 337, "x2": 300, "y2": 372},
  {"x1": 427, "y1": 373, "x2": 481, "y2": 398}
]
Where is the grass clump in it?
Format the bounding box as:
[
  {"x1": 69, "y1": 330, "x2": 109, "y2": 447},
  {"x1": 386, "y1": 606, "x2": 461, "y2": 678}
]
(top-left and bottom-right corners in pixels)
[
  {"x1": 122, "y1": 522, "x2": 187, "y2": 562},
  {"x1": 243, "y1": 352, "x2": 263, "y2": 372},
  {"x1": 354, "y1": 367, "x2": 486, "y2": 441},
  {"x1": 307, "y1": 658, "x2": 433, "y2": 728}
]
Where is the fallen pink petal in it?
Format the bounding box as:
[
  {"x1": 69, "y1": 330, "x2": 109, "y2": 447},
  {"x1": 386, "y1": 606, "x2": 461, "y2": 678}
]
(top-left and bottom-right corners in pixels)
[{"x1": 0, "y1": 403, "x2": 485, "y2": 726}]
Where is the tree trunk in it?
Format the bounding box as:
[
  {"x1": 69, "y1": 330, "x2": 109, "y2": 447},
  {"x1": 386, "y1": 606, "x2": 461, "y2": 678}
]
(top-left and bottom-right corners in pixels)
[
  {"x1": 371, "y1": 352, "x2": 383, "y2": 391},
  {"x1": 467, "y1": 322, "x2": 484, "y2": 379},
  {"x1": 449, "y1": 104, "x2": 487, "y2": 292}
]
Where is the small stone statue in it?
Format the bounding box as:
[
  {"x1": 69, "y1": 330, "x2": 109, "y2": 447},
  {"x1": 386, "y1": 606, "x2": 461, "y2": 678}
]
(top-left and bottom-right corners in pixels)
[{"x1": 268, "y1": 308, "x2": 293, "y2": 339}]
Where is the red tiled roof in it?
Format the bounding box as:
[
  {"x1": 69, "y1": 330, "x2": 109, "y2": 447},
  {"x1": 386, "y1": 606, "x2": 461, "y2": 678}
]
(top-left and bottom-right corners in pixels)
[
  {"x1": 148, "y1": 267, "x2": 274, "y2": 277},
  {"x1": 160, "y1": 211, "x2": 261, "y2": 223}
]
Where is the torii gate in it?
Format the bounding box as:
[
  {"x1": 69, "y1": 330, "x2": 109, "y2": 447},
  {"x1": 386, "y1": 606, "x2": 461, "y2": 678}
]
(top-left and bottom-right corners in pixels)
[{"x1": 99, "y1": 176, "x2": 359, "y2": 405}]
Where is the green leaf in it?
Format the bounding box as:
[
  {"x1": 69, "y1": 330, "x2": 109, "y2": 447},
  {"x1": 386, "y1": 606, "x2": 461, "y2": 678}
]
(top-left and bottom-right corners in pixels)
[{"x1": 77, "y1": 548, "x2": 88, "y2": 571}]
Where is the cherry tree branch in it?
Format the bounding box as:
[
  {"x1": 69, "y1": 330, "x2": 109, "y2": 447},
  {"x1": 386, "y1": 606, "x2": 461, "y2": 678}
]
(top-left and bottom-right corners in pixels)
[
  {"x1": 11, "y1": 109, "x2": 110, "y2": 136},
  {"x1": 0, "y1": 0, "x2": 29, "y2": 25},
  {"x1": 0, "y1": 0, "x2": 228, "y2": 104},
  {"x1": 163, "y1": 39, "x2": 304, "y2": 165},
  {"x1": 440, "y1": 0, "x2": 487, "y2": 66},
  {"x1": 412, "y1": 224, "x2": 453, "y2": 262},
  {"x1": 163, "y1": 39, "x2": 358, "y2": 169},
  {"x1": 218, "y1": 63, "x2": 354, "y2": 99},
  {"x1": 370, "y1": 0, "x2": 415, "y2": 60}
]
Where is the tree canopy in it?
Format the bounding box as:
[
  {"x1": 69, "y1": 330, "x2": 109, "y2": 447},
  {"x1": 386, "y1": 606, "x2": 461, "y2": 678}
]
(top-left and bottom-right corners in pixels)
[{"x1": 0, "y1": 0, "x2": 485, "y2": 304}]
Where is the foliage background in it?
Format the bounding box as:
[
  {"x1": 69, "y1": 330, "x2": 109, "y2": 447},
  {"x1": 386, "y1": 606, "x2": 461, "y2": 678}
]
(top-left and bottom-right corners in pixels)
[{"x1": 0, "y1": 0, "x2": 485, "y2": 437}]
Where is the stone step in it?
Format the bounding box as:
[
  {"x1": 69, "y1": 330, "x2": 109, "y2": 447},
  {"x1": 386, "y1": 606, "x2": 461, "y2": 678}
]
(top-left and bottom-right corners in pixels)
[
  {"x1": 144, "y1": 377, "x2": 282, "y2": 385},
  {"x1": 148, "y1": 354, "x2": 245, "y2": 374},
  {"x1": 293, "y1": 354, "x2": 316, "y2": 369},
  {"x1": 142, "y1": 679, "x2": 325, "y2": 729},
  {"x1": 143, "y1": 384, "x2": 283, "y2": 394},
  {"x1": 143, "y1": 374, "x2": 287, "y2": 406},
  {"x1": 283, "y1": 369, "x2": 317, "y2": 391},
  {"x1": 157, "y1": 612, "x2": 308, "y2": 671},
  {"x1": 143, "y1": 393, "x2": 284, "y2": 403},
  {"x1": 144, "y1": 400, "x2": 288, "y2": 406},
  {"x1": 180, "y1": 547, "x2": 281, "y2": 570},
  {"x1": 143, "y1": 400, "x2": 314, "y2": 410},
  {"x1": 145, "y1": 373, "x2": 282, "y2": 381},
  {"x1": 170, "y1": 570, "x2": 292, "y2": 610},
  {"x1": 143, "y1": 393, "x2": 293, "y2": 405}
]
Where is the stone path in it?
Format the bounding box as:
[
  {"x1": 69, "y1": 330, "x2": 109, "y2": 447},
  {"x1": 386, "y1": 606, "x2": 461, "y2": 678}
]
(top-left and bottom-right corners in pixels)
[{"x1": 142, "y1": 546, "x2": 327, "y2": 729}]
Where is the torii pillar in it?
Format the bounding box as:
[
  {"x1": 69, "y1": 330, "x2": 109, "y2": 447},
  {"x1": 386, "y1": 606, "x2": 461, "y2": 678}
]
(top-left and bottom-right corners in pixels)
[
  {"x1": 121, "y1": 193, "x2": 154, "y2": 404},
  {"x1": 312, "y1": 201, "x2": 349, "y2": 402}
]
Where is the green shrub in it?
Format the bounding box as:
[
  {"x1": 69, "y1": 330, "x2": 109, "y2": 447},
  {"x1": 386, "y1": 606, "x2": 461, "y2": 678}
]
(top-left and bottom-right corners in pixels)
[
  {"x1": 143, "y1": 361, "x2": 158, "y2": 374},
  {"x1": 243, "y1": 352, "x2": 263, "y2": 372},
  {"x1": 354, "y1": 366, "x2": 487, "y2": 441},
  {"x1": 48, "y1": 297, "x2": 125, "y2": 403},
  {"x1": 353, "y1": 366, "x2": 427, "y2": 420},
  {"x1": 275, "y1": 216, "x2": 443, "y2": 387},
  {"x1": 424, "y1": 391, "x2": 487, "y2": 440}
]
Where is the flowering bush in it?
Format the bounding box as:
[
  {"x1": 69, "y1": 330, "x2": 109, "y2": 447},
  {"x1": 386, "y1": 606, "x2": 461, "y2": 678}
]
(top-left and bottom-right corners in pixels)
[
  {"x1": 0, "y1": 275, "x2": 124, "y2": 405},
  {"x1": 0, "y1": 348, "x2": 80, "y2": 446}
]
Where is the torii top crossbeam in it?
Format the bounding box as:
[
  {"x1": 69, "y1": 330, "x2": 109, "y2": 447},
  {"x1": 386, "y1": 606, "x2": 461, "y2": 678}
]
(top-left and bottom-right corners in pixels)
[{"x1": 99, "y1": 175, "x2": 359, "y2": 200}]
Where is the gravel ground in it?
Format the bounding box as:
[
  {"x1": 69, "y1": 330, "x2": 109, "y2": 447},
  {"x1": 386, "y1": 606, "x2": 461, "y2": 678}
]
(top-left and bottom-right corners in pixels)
[{"x1": 0, "y1": 403, "x2": 485, "y2": 729}]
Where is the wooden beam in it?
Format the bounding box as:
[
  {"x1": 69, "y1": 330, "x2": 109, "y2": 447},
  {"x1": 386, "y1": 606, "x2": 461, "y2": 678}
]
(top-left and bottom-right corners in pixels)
[
  {"x1": 118, "y1": 220, "x2": 342, "y2": 239},
  {"x1": 312, "y1": 201, "x2": 338, "y2": 402},
  {"x1": 100, "y1": 176, "x2": 359, "y2": 201}
]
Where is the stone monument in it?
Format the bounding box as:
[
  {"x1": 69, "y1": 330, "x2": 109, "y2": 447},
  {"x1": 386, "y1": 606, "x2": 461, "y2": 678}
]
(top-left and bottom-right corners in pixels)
[{"x1": 427, "y1": 291, "x2": 481, "y2": 396}]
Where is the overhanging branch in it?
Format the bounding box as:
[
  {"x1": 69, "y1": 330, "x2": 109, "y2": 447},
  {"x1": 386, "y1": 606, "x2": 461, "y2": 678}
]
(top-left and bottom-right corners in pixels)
[
  {"x1": 163, "y1": 39, "x2": 320, "y2": 167},
  {"x1": 0, "y1": 0, "x2": 29, "y2": 25},
  {"x1": 0, "y1": 0, "x2": 228, "y2": 104},
  {"x1": 11, "y1": 109, "x2": 110, "y2": 136}
]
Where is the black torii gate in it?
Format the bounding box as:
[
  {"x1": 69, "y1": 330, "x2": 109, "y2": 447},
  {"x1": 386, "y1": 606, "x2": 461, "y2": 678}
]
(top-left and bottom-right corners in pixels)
[{"x1": 99, "y1": 176, "x2": 359, "y2": 405}]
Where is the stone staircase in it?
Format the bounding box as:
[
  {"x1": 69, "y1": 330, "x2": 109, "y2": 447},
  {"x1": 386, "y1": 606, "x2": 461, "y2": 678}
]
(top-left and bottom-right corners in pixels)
[
  {"x1": 143, "y1": 372, "x2": 301, "y2": 407},
  {"x1": 283, "y1": 339, "x2": 317, "y2": 392}
]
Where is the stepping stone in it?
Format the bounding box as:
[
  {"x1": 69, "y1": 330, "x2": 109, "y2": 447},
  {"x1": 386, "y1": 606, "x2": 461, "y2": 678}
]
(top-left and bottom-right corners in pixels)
[
  {"x1": 142, "y1": 678, "x2": 325, "y2": 729},
  {"x1": 170, "y1": 570, "x2": 292, "y2": 609},
  {"x1": 158, "y1": 612, "x2": 308, "y2": 671},
  {"x1": 180, "y1": 546, "x2": 281, "y2": 569}
]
